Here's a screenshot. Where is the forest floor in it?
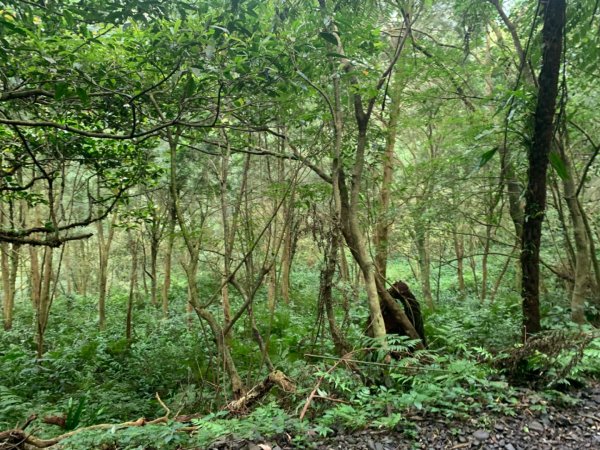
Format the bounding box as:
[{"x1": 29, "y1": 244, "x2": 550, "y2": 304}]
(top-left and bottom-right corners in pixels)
[{"x1": 206, "y1": 381, "x2": 600, "y2": 450}]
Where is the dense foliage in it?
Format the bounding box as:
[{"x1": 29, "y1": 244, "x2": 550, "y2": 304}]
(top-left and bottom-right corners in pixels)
[{"x1": 1, "y1": 0, "x2": 599, "y2": 448}]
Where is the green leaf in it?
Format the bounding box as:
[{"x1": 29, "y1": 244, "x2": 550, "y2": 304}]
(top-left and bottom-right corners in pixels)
[
  {"x1": 0, "y1": 18, "x2": 28, "y2": 36},
  {"x1": 76, "y1": 87, "x2": 89, "y2": 104},
  {"x1": 549, "y1": 152, "x2": 569, "y2": 180},
  {"x1": 478, "y1": 147, "x2": 497, "y2": 169},
  {"x1": 184, "y1": 76, "x2": 195, "y2": 98},
  {"x1": 319, "y1": 31, "x2": 338, "y2": 46},
  {"x1": 54, "y1": 83, "x2": 69, "y2": 100}
]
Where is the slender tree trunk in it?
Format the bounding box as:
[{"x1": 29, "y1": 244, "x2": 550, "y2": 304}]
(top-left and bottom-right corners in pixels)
[
  {"x1": 521, "y1": 0, "x2": 565, "y2": 339},
  {"x1": 220, "y1": 138, "x2": 233, "y2": 328},
  {"x1": 76, "y1": 240, "x2": 90, "y2": 297},
  {"x1": 319, "y1": 0, "x2": 422, "y2": 347},
  {"x1": 320, "y1": 228, "x2": 350, "y2": 355},
  {"x1": 550, "y1": 177, "x2": 576, "y2": 273},
  {"x1": 557, "y1": 139, "x2": 591, "y2": 324},
  {"x1": 1, "y1": 237, "x2": 18, "y2": 331},
  {"x1": 580, "y1": 208, "x2": 600, "y2": 297},
  {"x1": 162, "y1": 212, "x2": 175, "y2": 318},
  {"x1": 31, "y1": 247, "x2": 53, "y2": 359},
  {"x1": 126, "y1": 232, "x2": 138, "y2": 344},
  {"x1": 453, "y1": 227, "x2": 466, "y2": 298},
  {"x1": 415, "y1": 229, "x2": 433, "y2": 308},
  {"x1": 148, "y1": 232, "x2": 159, "y2": 308},
  {"x1": 97, "y1": 214, "x2": 117, "y2": 330},
  {"x1": 1, "y1": 205, "x2": 20, "y2": 330},
  {"x1": 280, "y1": 225, "x2": 293, "y2": 304},
  {"x1": 490, "y1": 247, "x2": 518, "y2": 302},
  {"x1": 481, "y1": 222, "x2": 492, "y2": 301},
  {"x1": 168, "y1": 131, "x2": 245, "y2": 398},
  {"x1": 374, "y1": 71, "x2": 402, "y2": 281}
]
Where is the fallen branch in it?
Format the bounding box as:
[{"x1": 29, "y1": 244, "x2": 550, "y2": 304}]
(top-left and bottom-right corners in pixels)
[
  {"x1": 0, "y1": 393, "x2": 182, "y2": 449},
  {"x1": 0, "y1": 375, "x2": 298, "y2": 449},
  {"x1": 226, "y1": 370, "x2": 296, "y2": 413}
]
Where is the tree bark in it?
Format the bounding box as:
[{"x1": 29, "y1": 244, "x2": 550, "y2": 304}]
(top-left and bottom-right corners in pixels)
[
  {"x1": 453, "y1": 227, "x2": 466, "y2": 298},
  {"x1": 557, "y1": 138, "x2": 591, "y2": 324},
  {"x1": 97, "y1": 214, "x2": 117, "y2": 330},
  {"x1": 374, "y1": 70, "x2": 403, "y2": 281},
  {"x1": 161, "y1": 208, "x2": 175, "y2": 319},
  {"x1": 521, "y1": 0, "x2": 565, "y2": 339},
  {"x1": 126, "y1": 231, "x2": 138, "y2": 344},
  {"x1": 320, "y1": 228, "x2": 350, "y2": 356},
  {"x1": 415, "y1": 228, "x2": 433, "y2": 308}
]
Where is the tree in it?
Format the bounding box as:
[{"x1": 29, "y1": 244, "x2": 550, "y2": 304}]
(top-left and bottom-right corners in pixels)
[{"x1": 520, "y1": 0, "x2": 566, "y2": 338}]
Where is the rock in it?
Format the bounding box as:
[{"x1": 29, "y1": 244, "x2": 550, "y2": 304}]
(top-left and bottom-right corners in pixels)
[
  {"x1": 529, "y1": 420, "x2": 545, "y2": 433},
  {"x1": 473, "y1": 430, "x2": 490, "y2": 441},
  {"x1": 505, "y1": 444, "x2": 516, "y2": 450},
  {"x1": 246, "y1": 445, "x2": 262, "y2": 450}
]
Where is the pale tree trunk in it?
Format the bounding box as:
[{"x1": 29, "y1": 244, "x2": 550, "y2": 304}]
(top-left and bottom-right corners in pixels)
[
  {"x1": 220, "y1": 137, "x2": 233, "y2": 329},
  {"x1": 580, "y1": 208, "x2": 600, "y2": 297},
  {"x1": 62, "y1": 245, "x2": 72, "y2": 295},
  {"x1": 557, "y1": 138, "x2": 591, "y2": 324},
  {"x1": 126, "y1": 231, "x2": 139, "y2": 344},
  {"x1": 453, "y1": 227, "x2": 466, "y2": 298},
  {"x1": 30, "y1": 246, "x2": 54, "y2": 358},
  {"x1": 481, "y1": 221, "x2": 492, "y2": 301},
  {"x1": 97, "y1": 214, "x2": 117, "y2": 330},
  {"x1": 1, "y1": 202, "x2": 21, "y2": 330},
  {"x1": 280, "y1": 187, "x2": 296, "y2": 304},
  {"x1": 167, "y1": 129, "x2": 245, "y2": 398},
  {"x1": 147, "y1": 224, "x2": 160, "y2": 308},
  {"x1": 415, "y1": 228, "x2": 433, "y2": 308},
  {"x1": 374, "y1": 69, "x2": 403, "y2": 282},
  {"x1": 1, "y1": 243, "x2": 18, "y2": 331},
  {"x1": 162, "y1": 208, "x2": 175, "y2": 318},
  {"x1": 75, "y1": 240, "x2": 90, "y2": 297},
  {"x1": 487, "y1": 8, "x2": 528, "y2": 291},
  {"x1": 550, "y1": 177, "x2": 576, "y2": 278},
  {"x1": 280, "y1": 225, "x2": 293, "y2": 304},
  {"x1": 319, "y1": 1, "x2": 422, "y2": 347}
]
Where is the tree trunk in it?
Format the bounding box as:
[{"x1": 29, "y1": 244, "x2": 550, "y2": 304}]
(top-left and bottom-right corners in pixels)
[
  {"x1": 31, "y1": 247, "x2": 54, "y2": 359},
  {"x1": 1, "y1": 205, "x2": 20, "y2": 331},
  {"x1": 557, "y1": 139, "x2": 591, "y2": 324},
  {"x1": 1, "y1": 241, "x2": 18, "y2": 331},
  {"x1": 320, "y1": 228, "x2": 350, "y2": 355},
  {"x1": 374, "y1": 70, "x2": 403, "y2": 281},
  {"x1": 453, "y1": 227, "x2": 466, "y2": 298},
  {"x1": 97, "y1": 214, "x2": 117, "y2": 330},
  {"x1": 521, "y1": 0, "x2": 565, "y2": 339},
  {"x1": 126, "y1": 232, "x2": 138, "y2": 344},
  {"x1": 162, "y1": 212, "x2": 175, "y2": 319},
  {"x1": 148, "y1": 230, "x2": 159, "y2": 308},
  {"x1": 415, "y1": 229, "x2": 433, "y2": 308}
]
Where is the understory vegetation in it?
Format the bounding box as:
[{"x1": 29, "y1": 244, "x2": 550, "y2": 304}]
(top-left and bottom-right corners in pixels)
[
  {"x1": 2, "y1": 264, "x2": 599, "y2": 449},
  {"x1": 1, "y1": 0, "x2": 600, "y2": 448}
]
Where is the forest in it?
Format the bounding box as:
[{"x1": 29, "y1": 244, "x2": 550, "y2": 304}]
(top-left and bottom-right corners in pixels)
[{"x1": 0, "y1": 0, "x2": 599, "y2": 449}]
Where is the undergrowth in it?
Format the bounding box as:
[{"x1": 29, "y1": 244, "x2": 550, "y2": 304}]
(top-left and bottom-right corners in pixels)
[{"x1": 1, "y1": 281, "x2": 599, "y2": 449}]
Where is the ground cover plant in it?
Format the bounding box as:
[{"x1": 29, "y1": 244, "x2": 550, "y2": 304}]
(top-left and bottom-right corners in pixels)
[{"x1": 1, "y1": 0, "x2": 600, "y2": 448}]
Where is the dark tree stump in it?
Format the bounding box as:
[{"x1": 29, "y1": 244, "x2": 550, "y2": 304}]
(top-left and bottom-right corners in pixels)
[{"x1": 367, "y1": 280, "x2": 427, "y2": 349}]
